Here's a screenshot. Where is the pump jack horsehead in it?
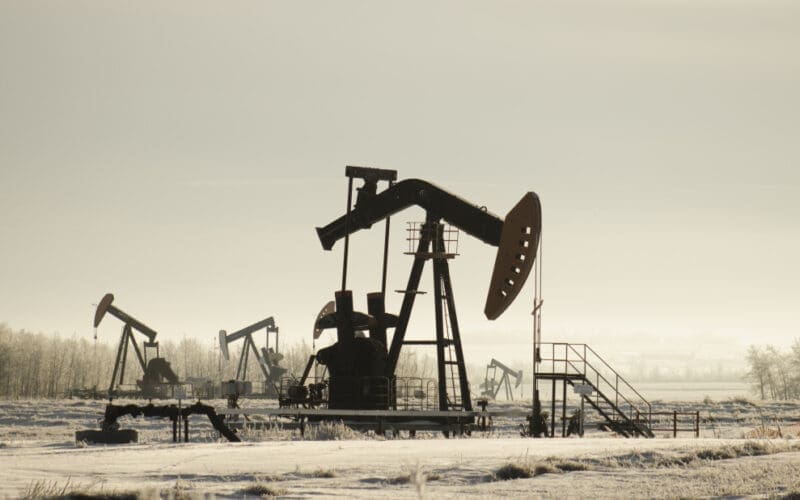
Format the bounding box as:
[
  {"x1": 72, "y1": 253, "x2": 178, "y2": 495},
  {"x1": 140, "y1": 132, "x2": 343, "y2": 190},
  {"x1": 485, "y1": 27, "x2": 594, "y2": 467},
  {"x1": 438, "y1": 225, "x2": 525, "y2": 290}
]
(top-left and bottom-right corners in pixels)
[{"x1": 310, "y1": 167, "x2": 541, "y2": 412}]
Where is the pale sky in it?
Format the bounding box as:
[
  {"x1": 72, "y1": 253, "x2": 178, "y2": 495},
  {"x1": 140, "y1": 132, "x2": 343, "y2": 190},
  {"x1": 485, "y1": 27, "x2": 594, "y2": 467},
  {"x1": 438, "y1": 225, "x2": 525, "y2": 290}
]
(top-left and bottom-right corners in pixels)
[{"x1": 1, "y1": 1, "x2": 798, "y2": 370}]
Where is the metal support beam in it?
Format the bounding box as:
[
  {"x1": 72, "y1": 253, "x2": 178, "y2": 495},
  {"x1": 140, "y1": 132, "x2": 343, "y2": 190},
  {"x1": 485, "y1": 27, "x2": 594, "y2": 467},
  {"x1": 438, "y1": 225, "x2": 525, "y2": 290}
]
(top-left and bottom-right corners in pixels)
[
  {"x1": 551, "y1": 379, "x2": 556, "y2": 438},
  {"x1": 432, "y1": 239, "x2": 447, "y2": 411},
  {"x1": 380, "y1": 179, "x2": 394, "y2": 295},
  {"x1": 341, "y1": 176, "x2": 354, "y2": 291},
  {"x1": 438, "y1": 246, "x2": 472, "y2": 412},
  {"x1": 128, "y1": 331, "x2": 147, "y2": 374},
  {"x1": 562, "y1": 380, "x2": 567, "y2": 437},
  {"x1": 386, "y1": 227, "x2": 433, "y2": 374},
  {"x1": 119, "y1": 324, "x2": 130, "y2": 386},
  {"x1": 109, "y1": 325, "x2": 127, "y2": 395}
]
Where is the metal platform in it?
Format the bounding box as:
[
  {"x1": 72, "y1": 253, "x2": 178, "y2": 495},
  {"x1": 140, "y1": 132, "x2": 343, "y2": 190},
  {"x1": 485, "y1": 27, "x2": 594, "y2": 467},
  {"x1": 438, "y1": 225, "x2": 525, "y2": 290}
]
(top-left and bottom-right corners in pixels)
[{"x1": 218, "y1": 407, "x2": 529, "y2": 435}]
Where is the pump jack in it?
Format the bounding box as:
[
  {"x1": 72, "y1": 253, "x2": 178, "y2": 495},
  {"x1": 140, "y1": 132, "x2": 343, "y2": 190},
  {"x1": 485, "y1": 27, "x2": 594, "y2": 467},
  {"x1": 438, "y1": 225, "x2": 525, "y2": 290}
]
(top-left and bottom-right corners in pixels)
[
  {"x1": 218, "y1": 317, "x2": 285, "y2": 397},
  {"x1": 308, "y1": 167, "x2": 541, "y2": 413},
  {"x1": 94, "y1": 293, "x2": 179, "y2": 399},
  {"x1": 481, "y1": 359, "x2": 523, "y2": 401}
]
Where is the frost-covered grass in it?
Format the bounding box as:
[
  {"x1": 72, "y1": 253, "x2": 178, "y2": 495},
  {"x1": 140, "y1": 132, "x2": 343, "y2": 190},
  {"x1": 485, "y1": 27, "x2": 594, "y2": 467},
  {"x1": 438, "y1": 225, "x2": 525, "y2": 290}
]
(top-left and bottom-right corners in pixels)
[
  {"x1": 20, "y1": 479, "x2": 139, "y2": 499},
  {"x1": 493, "y1": 440, "x2": 800, "y2": 481},
  {"x1": 304, "y1": 420, "x2": 364, "y2": 441},
  {"x1": 3, "y1": 398, "x2": 800, "y2": 498},
  {"x1": 2, "y1": 396, "x2": 798, "y2": 444}
]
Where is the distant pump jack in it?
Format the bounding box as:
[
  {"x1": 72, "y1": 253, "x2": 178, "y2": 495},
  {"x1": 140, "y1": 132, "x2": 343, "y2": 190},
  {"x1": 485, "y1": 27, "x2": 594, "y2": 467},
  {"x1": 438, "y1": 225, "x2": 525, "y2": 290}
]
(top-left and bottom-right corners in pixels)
[
  {"x1": 218, "y1": 316, "x2": 285, "y2": 397},
  {"x1": 93, "y1": 293, "x2": 180, "y2": 399}
]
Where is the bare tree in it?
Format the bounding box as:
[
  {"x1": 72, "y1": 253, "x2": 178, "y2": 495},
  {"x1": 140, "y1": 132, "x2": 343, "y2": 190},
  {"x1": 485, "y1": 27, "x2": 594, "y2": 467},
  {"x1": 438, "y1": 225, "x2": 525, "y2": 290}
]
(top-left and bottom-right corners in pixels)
[
  {"x1": 745, "y1": 346, "x2": 769, "y2": 400},
  {"x1": 745, "y1": 343, "x2": 799, "y2": 401}
]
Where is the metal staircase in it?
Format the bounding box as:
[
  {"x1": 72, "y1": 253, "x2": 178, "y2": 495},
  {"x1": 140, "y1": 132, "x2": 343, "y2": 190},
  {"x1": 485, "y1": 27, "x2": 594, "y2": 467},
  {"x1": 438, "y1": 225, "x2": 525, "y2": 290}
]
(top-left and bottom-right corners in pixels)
[{"x1": 536, "y1": 343, "x2": 654, "y2": 438}]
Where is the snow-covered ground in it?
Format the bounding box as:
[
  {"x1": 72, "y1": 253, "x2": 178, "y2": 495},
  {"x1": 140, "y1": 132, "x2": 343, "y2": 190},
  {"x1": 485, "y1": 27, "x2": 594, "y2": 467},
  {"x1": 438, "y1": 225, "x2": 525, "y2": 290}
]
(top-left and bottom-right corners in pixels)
[{"x1": 1, "y1": 397, "x2": 799, "y2": 498}]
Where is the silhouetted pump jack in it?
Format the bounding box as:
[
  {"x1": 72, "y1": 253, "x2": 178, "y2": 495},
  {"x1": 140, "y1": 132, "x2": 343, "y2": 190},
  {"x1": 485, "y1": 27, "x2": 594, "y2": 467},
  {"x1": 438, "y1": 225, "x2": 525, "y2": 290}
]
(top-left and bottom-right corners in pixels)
[
  {"x1": 312, "y1": 168, "x2": 542, "y2": 412},
  {"x1": 94, "y1": 293, "x2": 180, "y2": 399},
  {"x1": 218, "y1": 316, "x2": 285, "y2": 397}
]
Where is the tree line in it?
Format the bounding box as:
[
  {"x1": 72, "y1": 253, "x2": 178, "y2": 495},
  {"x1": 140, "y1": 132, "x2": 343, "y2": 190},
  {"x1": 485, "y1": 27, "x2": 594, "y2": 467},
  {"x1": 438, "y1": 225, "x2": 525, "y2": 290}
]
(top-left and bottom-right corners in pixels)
[
  {"x1": 0, "y1": 322, "x2": 469, "y2": 399},
  {"x1": 0, "y1": 323, "x2": 312, "y2": 399},
  {"x1": 745, "y1": 341, "x2": 800, "y2": 400}
]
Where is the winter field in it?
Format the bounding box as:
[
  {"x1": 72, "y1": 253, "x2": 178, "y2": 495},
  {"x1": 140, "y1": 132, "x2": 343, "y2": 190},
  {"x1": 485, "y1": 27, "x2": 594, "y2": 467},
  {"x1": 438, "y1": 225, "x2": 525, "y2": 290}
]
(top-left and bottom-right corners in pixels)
[{"x1": 1, "y1": 395, "x2": 800, "y2": 499}]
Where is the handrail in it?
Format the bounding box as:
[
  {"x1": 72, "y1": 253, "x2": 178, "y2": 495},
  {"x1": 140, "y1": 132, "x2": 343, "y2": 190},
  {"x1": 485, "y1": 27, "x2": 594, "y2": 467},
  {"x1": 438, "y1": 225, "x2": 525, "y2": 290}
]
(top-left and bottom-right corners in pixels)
[
  {"x1": 584, "y1": 344, "x2": 650, "y2": 404},
  {"x1": 566, "y1": 344, "x2": 649, "y2": 421},
  {"x1": 538, "y1": 342, "x2": 652, "y2": 427}
]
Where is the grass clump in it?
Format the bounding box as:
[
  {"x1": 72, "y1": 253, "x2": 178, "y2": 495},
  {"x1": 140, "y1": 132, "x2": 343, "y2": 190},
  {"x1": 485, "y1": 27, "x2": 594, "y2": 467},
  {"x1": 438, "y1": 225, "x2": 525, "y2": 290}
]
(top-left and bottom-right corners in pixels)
[
  {"x1": 304, "y1": 421, "x2": 361, "y2": 441},
  {"x1": 387, "y1": 471, "x2": 441, "y2": 485},
  {"x1": 551, "y1": 460, "x2": 590, "y2": 472},
  {"x1": 492, "y1": 440, "x2": 797, "y2": 482},
  {"x1": 493, "y1": 456, "x2": 588, "y2": 481},
  {"x1": 21, "y1": 479, "x2": 137, "y2": 499},
  {"x1": 290, "y1": 467, "x2": 338, "y2": 479},
  {"x1": 532, "y1": 463, "x2": 559, "y2": 476},
  {"x1": 494, "y1": 463, "x2": 534, "y2": 481},
  {"x1": 238, "y1": 483, "x2": 287, "y2": 497},
  {"x1": 387, "y1": 474, "x2": 412, "y2": 485},
  {"x1": 493, "y1": 462, "x2": 558, "y2": 480},
  {"x1": 695, "y1": 447, "x2": 737, "y2": 460},
  {"x1": 662, "y1": 441, "x2": 782, "y2": 467},
  {"x1": 309, "y1": 468, "x2": 337, "y2": 478}
]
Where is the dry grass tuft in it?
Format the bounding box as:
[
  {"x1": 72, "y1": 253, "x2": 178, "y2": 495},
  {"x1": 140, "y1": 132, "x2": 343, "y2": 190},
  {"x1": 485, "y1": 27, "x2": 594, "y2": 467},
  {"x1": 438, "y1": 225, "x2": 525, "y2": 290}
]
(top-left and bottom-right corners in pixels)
[
  {"x1": 238, "y1": 483, "x2": 287, "y2": 497},
  {"x1": 387, "y1": 474, "x2": 412, "y2": 485},
  {"x1": 304, "y1": 421, "x2": 362, "y2": 441},
  {"x1": 493, "y1": 463, "x2": 533, "y2": 481},
  {"x1": 309, "y1": 468, "x2": 337, "y2": 478},
  {"x1": 551, "y1": 460, "x2": 590, "y2": 472},
  {"x1": 21, "y1": 479, "x2": 137, "y2": 499},
  {"x1": 695, "y1": 447, "x2": 738, "y2": 461},
  {"x1": 532, "y1": 463, "x2": 560, "y2": 476},
  {"x1": 493, "y1": 461, "x2": 562, "y2": 480},
  {"x1": 494, "y1": 455, "x2": 594, "y2": 481},
  {"x1": 387, "y1": 471, "x2": 441, "y2": 485},
  {"x1": 492, "y1": 440, "x2": 800, "y2": 482}
]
